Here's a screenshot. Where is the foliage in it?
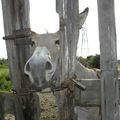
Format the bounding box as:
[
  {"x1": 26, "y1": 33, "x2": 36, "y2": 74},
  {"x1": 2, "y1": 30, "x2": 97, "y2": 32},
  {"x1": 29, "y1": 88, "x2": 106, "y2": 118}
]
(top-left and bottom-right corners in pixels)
[
  {"x1": 77, "y1": 56, "x2": 90, "y2": 68},
  {"x1": 0, "y1": 58, "x2": 8, "y2": 67},
  {"x1": 118, "y1": 60, "x2": 120, "y2": 69},
  {"x1": 118, "y1": 60, "x2": 120, "y2": 64},
  {"x1": 0, "y1": 59, "x2": 12, "y2": 91},
  {"x1": 78, "y1": 55, "x2": 120, "y2": 69},
  {"x1": 86, "y1": 54, "x2": 100, "y2": 69},
  {"x1": 78, "y1": 55, "x2": 100, "y2": 69}
]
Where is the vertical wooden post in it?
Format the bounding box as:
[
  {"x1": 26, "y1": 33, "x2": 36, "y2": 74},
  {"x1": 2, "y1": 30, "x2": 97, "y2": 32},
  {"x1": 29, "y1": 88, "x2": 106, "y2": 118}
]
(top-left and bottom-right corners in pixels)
[
  {"x1": 0, "y1": 95, "x2": 4, "y2": 120},
  {"x1": 56, "y1": 0, "x2": 79, "y2": 119},
  {"x1": 97, "y1": 0, "x2": 119, "y2": 120},
  {"x1": 1, "y1": 0, "x2": 40, "y2": 120}
]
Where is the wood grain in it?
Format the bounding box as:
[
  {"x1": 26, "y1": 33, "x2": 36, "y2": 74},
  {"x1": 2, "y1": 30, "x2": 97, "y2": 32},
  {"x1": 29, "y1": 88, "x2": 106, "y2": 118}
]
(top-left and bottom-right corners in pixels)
[{"x1": 97, "y1": 0, "x2": 119, "y2": 120}]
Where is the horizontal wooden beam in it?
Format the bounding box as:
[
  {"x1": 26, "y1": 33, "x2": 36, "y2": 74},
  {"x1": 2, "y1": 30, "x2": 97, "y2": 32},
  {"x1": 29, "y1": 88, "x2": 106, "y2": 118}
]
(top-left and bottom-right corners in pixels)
[
  {"x1": 75, "y1": 78, "x2": 120, "y2": 106},
  {"x1": 75, "y1": 79, "x2": 100, "y2": 106}
]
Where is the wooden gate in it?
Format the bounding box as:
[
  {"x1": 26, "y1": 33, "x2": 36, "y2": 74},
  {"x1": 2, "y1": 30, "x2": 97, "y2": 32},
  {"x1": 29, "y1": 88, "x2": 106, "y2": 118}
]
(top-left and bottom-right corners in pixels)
[{"x1": 0, "y1": 0, "x2": 119, "y2": 120}]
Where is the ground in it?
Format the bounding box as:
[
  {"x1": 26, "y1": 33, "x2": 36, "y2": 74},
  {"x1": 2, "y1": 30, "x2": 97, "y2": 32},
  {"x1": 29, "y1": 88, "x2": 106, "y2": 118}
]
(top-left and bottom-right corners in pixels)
[
  {"x1": 40, "y1": 93, "x2": 58, "y2": 120},
  {"x1": 4, "y1": 92, "x2": 58, "y2": 120}
]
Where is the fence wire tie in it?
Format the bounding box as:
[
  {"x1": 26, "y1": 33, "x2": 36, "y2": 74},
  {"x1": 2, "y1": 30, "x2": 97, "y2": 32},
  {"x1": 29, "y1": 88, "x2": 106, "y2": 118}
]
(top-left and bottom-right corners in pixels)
[{"x1": 12, "y1": 78, "x2": 86, "y2": 95}]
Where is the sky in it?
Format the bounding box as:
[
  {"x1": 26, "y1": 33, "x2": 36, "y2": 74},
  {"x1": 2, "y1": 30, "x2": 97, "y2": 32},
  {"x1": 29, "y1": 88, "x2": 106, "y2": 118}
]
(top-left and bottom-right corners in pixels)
[{"x1": 0, "y1": 0, "x2": 120, "y2": 59}]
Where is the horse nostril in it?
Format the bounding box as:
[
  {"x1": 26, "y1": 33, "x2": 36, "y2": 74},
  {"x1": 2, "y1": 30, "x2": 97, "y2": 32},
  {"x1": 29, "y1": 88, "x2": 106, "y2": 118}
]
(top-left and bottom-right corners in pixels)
[
  {"x1": 45, "y1": 61, "x2": 52, "y2": 70},
  {"x1": 42, "y1": 80, "x2": 46, "y2": 84}
]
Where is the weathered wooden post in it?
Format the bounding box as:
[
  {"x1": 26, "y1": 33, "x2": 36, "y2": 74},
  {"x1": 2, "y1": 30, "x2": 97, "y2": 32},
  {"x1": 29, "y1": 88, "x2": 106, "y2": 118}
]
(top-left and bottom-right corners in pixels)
[
  {"x1": 1, "y1": 0, "x2": 40, "y2": 120},
  {"x1": 56, "y1": 0, "x2": 79, "y2": 119},
  {"x1": 97, "y1": 0, "x2": 119, "y2": 120},
  {"x1": 0, "y1": 95, "x2": 4, "y2": 120}
]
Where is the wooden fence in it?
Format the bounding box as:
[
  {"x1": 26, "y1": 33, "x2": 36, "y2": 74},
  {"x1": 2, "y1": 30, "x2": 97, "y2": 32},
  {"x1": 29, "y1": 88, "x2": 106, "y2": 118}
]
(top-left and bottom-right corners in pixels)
[{"x1": 0, "y1": 0, "x2": 119, "y2": 120}]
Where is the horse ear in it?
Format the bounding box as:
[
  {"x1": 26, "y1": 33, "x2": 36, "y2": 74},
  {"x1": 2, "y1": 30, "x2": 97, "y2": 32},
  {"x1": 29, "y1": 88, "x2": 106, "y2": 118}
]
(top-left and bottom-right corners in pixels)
[{"x1": 79, "y1": 7, "x2": 89, "y2": 29}]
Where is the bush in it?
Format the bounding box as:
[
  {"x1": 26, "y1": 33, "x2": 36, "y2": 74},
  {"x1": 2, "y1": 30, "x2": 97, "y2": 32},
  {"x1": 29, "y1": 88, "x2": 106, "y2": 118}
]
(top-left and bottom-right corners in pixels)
[
  {"x1": 118, "y1": 60, "x2": 120, "y2": 69},
  {"x1": 77, "y1": 56, "x2": 90, "y2": 68},
  {"x1": 0, "y1": 58, "x2": 8, "y2": 66},
  {"x1": 0, "y1": 59, "x2": 12, "y2": 91},
  {"x1": 77, "y1": 55, "x2": 100, "y2": 69},
  {"x1": 0, "y1": 75, "x2": 12, "y2": 91},
  {"x1": 86, "y1": 54, "x2": 100, "y2": 69}
]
